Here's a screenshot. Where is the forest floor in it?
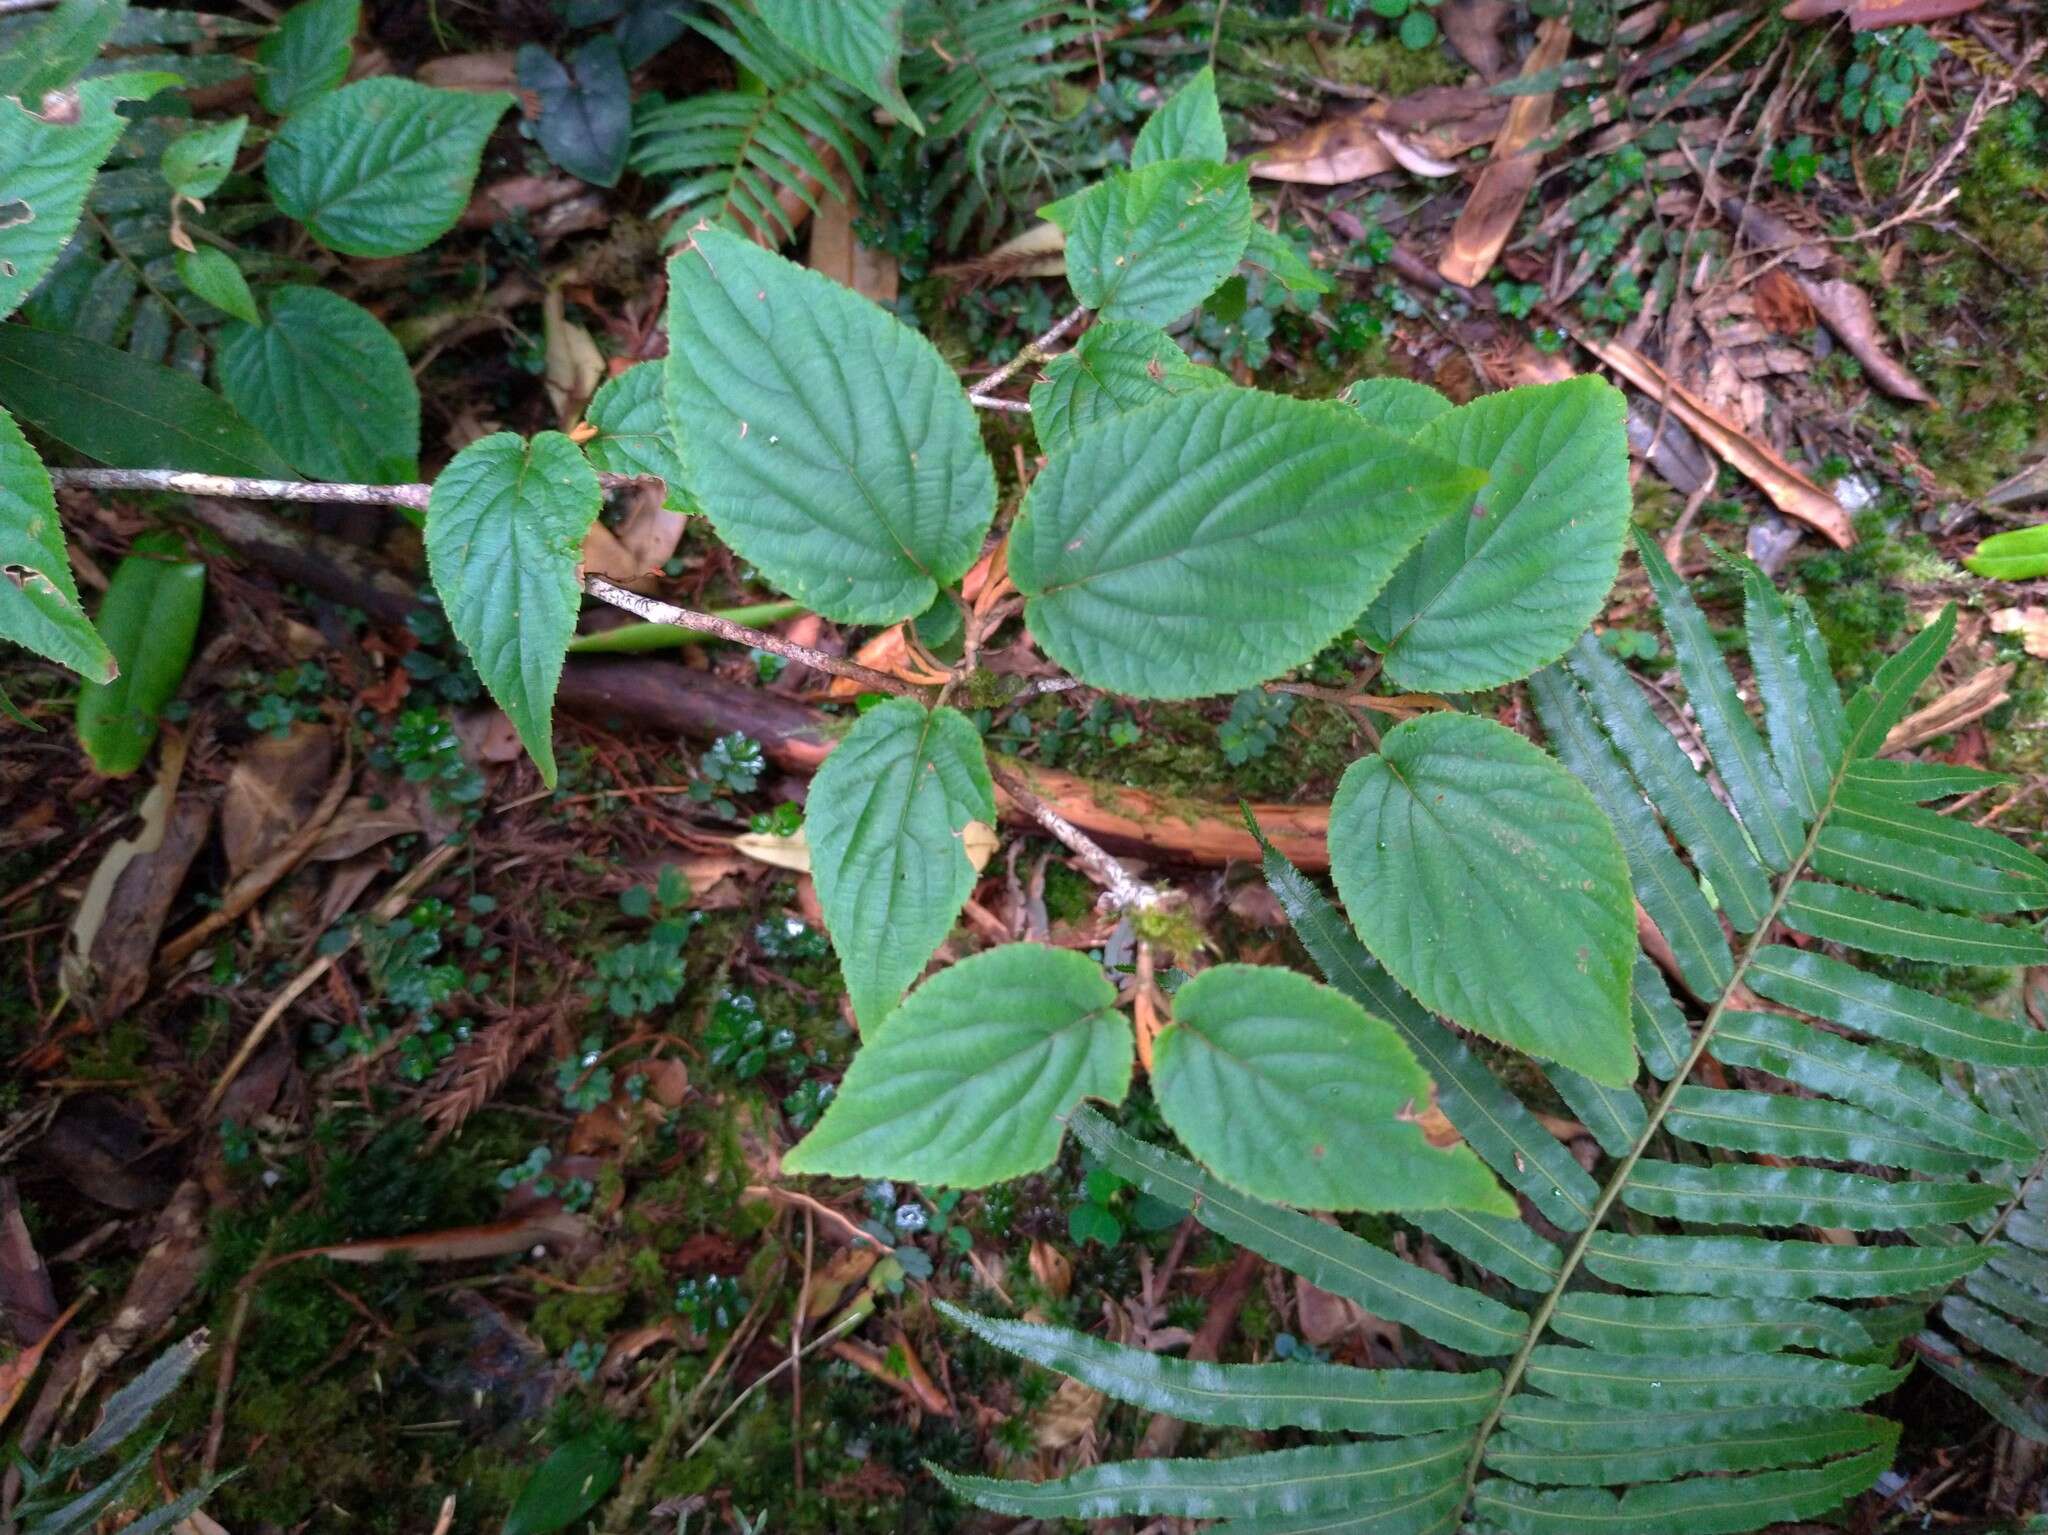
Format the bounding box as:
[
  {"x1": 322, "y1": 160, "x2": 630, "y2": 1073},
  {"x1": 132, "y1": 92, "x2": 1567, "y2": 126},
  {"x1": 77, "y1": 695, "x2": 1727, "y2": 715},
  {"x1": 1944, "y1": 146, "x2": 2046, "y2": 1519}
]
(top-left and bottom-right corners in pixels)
[{"x1": 3, "y1": 3, "x2": 2047, "y2": 1533}]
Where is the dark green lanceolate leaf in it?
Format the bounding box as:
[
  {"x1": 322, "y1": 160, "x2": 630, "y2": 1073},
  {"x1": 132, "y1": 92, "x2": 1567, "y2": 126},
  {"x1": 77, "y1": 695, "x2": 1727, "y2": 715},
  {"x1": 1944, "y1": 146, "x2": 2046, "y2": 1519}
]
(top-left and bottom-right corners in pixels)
[
  {"x1": 1635, "y1": 533, "x2": 1802, "y2": 868},
  {"x1": 1010, "y1": 389, "x2": 1480, "y2": 698},
  {"x1": 1583, "y1": 1233, "x2": 1988, "y2": 1299},
  {"x1": 941, "y1": 1304, "x2": 1495, "y2": 1434},
  {"x1": 218, "y1": 285, "x2": 419, "y2": 483},
  {"x1": 0, "y1": 73, "x2": 174, "y2": 321},
  {"x1": 75, "y1": 532, "x2": 204, "y2": 776},
  {"x1": 1043, "y1": 159, "x2": 1252, "y2": 325},
  {"x1": 1708, "y1": 1008, "x2": 2033, "y2": 1162},
  {"x1": 1242, "y1": 224, "x2": 1333, "y2": 296},
  {"x1": 256, "y1": 0, "x2": 357, "y2": 115},
  {"x1": 1072, "y1": 1107, "x2": 1530, "y2": 1356},
  {"x1": 1485, "y1": 1409, "x2": 1892, "y2": 1490},
  {"x1": 1548, "y1": 1066, "x2": 1646, "y2": 1158},
  {"x1": 1529, "y1": 664, "x2": 1732, "y2": 1001},
  {"x1": 1916, "y1": 1332, "x2": 2048, "y2": 1445},
  {"x1": 161, "y1": 116, "x2": 248, "y2": 201},
  {"x1": 1665, "y1": 1087, "x2": 1988, "y2": 1176},
  {"x1": 500, "y1": 1435, "x2": 620, "y2": 1535},
  {"x1": 1409, "y1": 1208, "x2": 1561, "y2": 1292},
  {"x1": 1250, "y1": 817, "x2": 1601, "y2": 1231},
  {"x1": 1816, "y1": 785, "x2": 2048, "y2": 914},
  {"x1": 423, "y1": 432, "x2": 599, "y2": 788},
  {"x1": 517, "y1": 36, "x2": 632, "y2": 188},
  {"x1": 268, "y1": 79, "x2": 511, "y2": 257},
  {"x1": 1471, "y1": 1443, "x2": 1894, "y2": 1535},
  {"x1": 754, "y1": 0, "x2": 920, "y2": 132},
  {"x1": 1343, "y1": 376, "x2": 1454, "y2": 437},
  {"x1": 1364, "y1": 377, "x2": 1631, "y2": 692},
  {"x1": 0, "y1": 403, "x2": 110, "y2": 681},
  {"x1": 1740, "y1": 560, "x2": 1844, "y2": 821},
  {"x1": 1151, "y1": 964, "x2": 1510, "y2": 1215},
  {"x1": 1028, "y1": 321, "x2": 1227, "y2": 459},
  {"x1": 1632, "y1": 958, "x2": 1692, "y2": 1080},
  {"x1": 1522, "y1": 1347, "x2": 1905, "y2": 1410},
  {"x1": 1943, "y1": 1296, "x2": 2048, "y2": 1376},
  {"x1": 1546, "y1": 1294, "x2": 1872, "y2": 1358},
  {"x1": 1329, "y1": 711, "x2": 1636, "y2": 1085},
  {"x1": 803, "y1": 698, "x2": 994, "y2": 1026},
  {"x1": 172, "y1": 248, "x2": 260, "y2": 327},
  {"x1": 0, "y1": 325, "x2": 294, "y2": 478},
  {"x1": 1131, "y1": 65, "x2": 1226, "y2": 166},
  {"x1": 783, "y1": 944, "x2": 1126, "y2": 1184},
  {"x1": 1966, "y1": 524, "x2": 2048, "y2": 582},
  {"x1": 582, "y1": 364, "x2": 686, "y2": 508},
  {"x1": 665, "y1": 227, "x2": 994, "y2": 624},
  {"x1": 1621, "y1": 1160, "x2": 2000, "y2": 1231},
  {"x1": 1782, "y1": 880, "x2": 2048, "y2": 966},
  {"x1": 1564, "y1": 630, "x2": 1774, "y2": 932},
  {"x1": 1747, "y1": 945, "x2": 2048, "y2": 1066},
  {"x1": 0, "y1": 0, "x2": 124, "y2": 101},
  {"x1": 938, "y1": 1429, "x2": 1474, "y2": 1521},
  {"x1": 1845, "y1": 758, "x2": 2011, "y2": 801},
  {"x1": 1843, "y1": 603, "x2": 1955, "y2": 760}
]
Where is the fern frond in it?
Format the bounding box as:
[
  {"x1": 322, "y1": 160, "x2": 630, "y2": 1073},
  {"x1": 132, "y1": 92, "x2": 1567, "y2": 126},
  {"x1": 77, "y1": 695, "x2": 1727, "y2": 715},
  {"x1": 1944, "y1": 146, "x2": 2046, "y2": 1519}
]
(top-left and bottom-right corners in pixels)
[
  {"x1": 944, "y1": 534, "x2": 2048, "y2": 1534},
  {"x1": 901, "y1": 0, "x2": 1094, "y2": 248},
  {"x1": 630, "y1": 0, "x2": 881, "y2": 246}
]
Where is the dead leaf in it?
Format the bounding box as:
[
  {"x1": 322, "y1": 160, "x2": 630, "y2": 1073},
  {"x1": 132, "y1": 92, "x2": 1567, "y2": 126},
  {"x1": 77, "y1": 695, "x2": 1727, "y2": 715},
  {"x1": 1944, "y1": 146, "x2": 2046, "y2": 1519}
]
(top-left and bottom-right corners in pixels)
[
  {"x1": 0, "y1": 1177, "x2": 57, "y2": 1346},
  {"x1": 1799, "y1": 278, "x2": 1933, "y2": 403},
  {"x1": 733, "y1": 827, "x2": 812, "y2": 873},
  {"x1": 580, "y1": 479, "x2": 686, "y2": 590},
  {"x1": 1255, "y1": 92, "x2": 1504, "y2": 186},
  {"x1": 1028, "y1": 1240, "x2": 1072, "y2": 1301},
  {"x1": 1563, "y1": 325, "x2": 1856, "y2": 547},
  {"x1": 222, "y1": 723, "x2": 335, "y2": 878},
  {"x1": 279, "y1": 1209, "x2": 592, "y2": 1267},
  {"x1": 1439, "y1": 0, "x2": 1509, "y2": 79},
  {"x1": 960, "y1": 820, "x2": 999, "y2": 874},
  {"x1": 543, "y1": 285, "x2": 605, "y2": 428},
  {"x1": 310, "y1": 796, "x2": 422, "y2": 862},
  {"x1": 1438, "y1": 18, "x2": 1572, "y2": 287},
  {"x1": 933, "y1": 219, "x2": 1067, "y2": 284},
  {"x1": 455, "y1": 706, "x2": 528, "y2": 766},
  {"x1": 808, "y1": 174, "x2": 899, "y2": 304},
  {"x1": 0, "y1": 1295, "x2": 85, "y2": 1434},
  {"x1": 804, "y1": 1244, "x2": 882, "y2": 1319},
  {"x1": 1397, "y1": 1093, "x2": 1464, "y2": 1150},
  {"x1": 416, "y1": 51, "x2": 517, "y2": 91},
  {"x1": 1754, "y1": 268, "x2": 1817, "y2": 334},
  {"x1": 1033, "y1": 1374, "x2": 1103, "y2": 1450},
  {"x1": 1781, "y1": 0, "x2": 1988, "y2": 25},
  {"x1": 68, "y1": 1179, "x2": 208, "y2": 1408},
  {"x1": 1296, "y1": 1276, "x2": 1365, "y2": 1348}
]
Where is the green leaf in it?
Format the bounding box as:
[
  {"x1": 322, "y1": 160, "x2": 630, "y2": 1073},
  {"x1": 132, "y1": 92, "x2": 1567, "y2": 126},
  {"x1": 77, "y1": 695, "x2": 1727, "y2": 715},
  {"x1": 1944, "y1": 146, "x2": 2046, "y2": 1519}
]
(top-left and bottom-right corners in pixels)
[
  {"x1": 1747, "y1": 944, "x2": 2048, "y2": 1066},
  {"x1": 940, "y1": 1303, "x2": 1494, "y2": 1434},
  {"x1": 1486, "y1": 1409, "x2": 1891, "y2": 1490},
  {"x1": 1916, "y1": 1333, "x2": 2048, "y2": 1445},
  {"x1": 1549, "y1": 1065, "x2": 1645, "y2": 1158},
  {"x1": 1842, "y1": 603, "x2": 1954, "y2": 760},
  {"x1": 1547, "y1": 1294, "x2": 1873, "y2": 1358},
  {"x1": 1665, "y1": 1086, "x2": 1989, "y2": 1175},
  {"x1": 1966, "y1": 523, "x2": 2048, "y2": 581},
  {"x1": 256, "y1": 0, "x2": 358, "y2": 117},
  {"x1": 1942, "y1": 1296, "x2": 2048, "y2": 1376},
  {"x1": 1564, "y1": 630, "x2": 1774, "y2": 932},
  {"x1": 1782, "y1": 880, "x2": 2047, "y2": 966},
  {"x1": 1409, "y1": 1208, "x2": 1561, "y2": 1292},
  {"x1": 1522, "y1": 1346, "x2": 1905, "y2": 1410},
  {"x1": 1132, "y1": 65, "x2": 1226, "y2": 166},
  {"x1": 172, "y1": 247, "x2": 260, "y2": 327},
  {"x1": 501, "y1": 1434, "x2": 620, "y2": 1535},
  {"x1": 0, "y1": 0, "x2": 125, "y2": 101},
  {"x1": 1364, "y1": 376, "x2": 1631, "y2": 691},
  {"x1": 268, "y1": 78, "x2": 511, "y2": 257},
  {"x1": 1242, "y1": 223, "x2": 1333, "y2": 295},
  {"x1": 517, "y1": 36, "x2": 632, "y2": 188},
  {"x1": 1043, "y1": 159, "x2": 1252, "y2": 324},
  {"x1": 1152, "y1": 963, "x2": 1511, "y2": 1215},
  {"x1": 160, "y1": 115, "x2": 247, "y2": 201},
  {"x1": 0, "y1": 73, "x2": 174, "y2": 322},
  {"x1": 1027, "y1": 320, "x2": 1227, "y2": 459},
  {"x1": 1009, "y1": 388, "x2": 1480, "y2": 698},
  {"x1": 1635, "y1": 530, "x2": 1803, "y2": 869},
  {"x1": 1529, "y1": 663, "x2": 1732, "y2": 1001},
  {"x1": 1631, "y1": 959, "x2": 1692, "y2": 1081},
  {"x1": 217, "y1": 285, "x2": 419, "y2": 483},
  {"x1": 664, "y1": 226, "x2": 994, "y2": 624},
  {"x1": 754, "y1": 0, "x2": 921, "y2": 133},
  {"x1": 0, "y1": 324, "x2": 295, "y2": 477},
  {"x1": 1819, "y1": 785, "x2": 2048, "y2": 913},
  {"x1": 75, "y1": 531, "x2": 204, "y2": 776},
  {"x1": 1249, "y1": 816, "x2": 1601, "y2": 1231},
  {"x1": 1740, "y1": 560, "x2": 1845, "y2": 821},
  {"x1": 1471, "y1": 1444, "x2": 1894, "y2": 1535},
  {"x1": 937, "y1": 1429, "x2": 1473, "y2": 1521},
  {"x1": 423, "y1": 432, "x2": 600, "y2": 788},
  {"x1": 1071, "y1": 1107, "x2": 1530, "y2": 1356},
  {"x1": 804, "y1": 698, "x2": 994, "y2": 1025},
  {"x1": 1583, "y1": 1232, "x2": 1987, "y2": 1299},
  {"x1": 783, "y1": 944, "x2": 1127, "y2": 1184},
  {"x1": 1344, "y1": 377, "x2": 1454, "y2": 437},
  {"x1": 1621, "y1": 1160, "x2": 2000, "y2": 1231},
  {"x1": 1329, "y1": 711, "x2": 1637, "y2": 1085},
  {"x1": 0, "y1": 403, "x2": 111, "y2": 681},
  {"x1": 1845, "y1": 758, "x2": 2009, "y2": 801},
  {"x1": 582, "y1": 363, "x2": 686, "y2": 509}
]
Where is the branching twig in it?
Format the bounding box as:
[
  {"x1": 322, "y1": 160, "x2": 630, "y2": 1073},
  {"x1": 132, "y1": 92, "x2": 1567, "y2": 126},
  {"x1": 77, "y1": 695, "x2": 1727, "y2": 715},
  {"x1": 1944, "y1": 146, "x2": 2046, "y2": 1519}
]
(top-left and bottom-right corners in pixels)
[
  {"x1": 990, "y1": 762, "x2": 1161, "y2": 912},
  {"x1": 968, "y1": 304, "x2": 1088, "y2": 406}
]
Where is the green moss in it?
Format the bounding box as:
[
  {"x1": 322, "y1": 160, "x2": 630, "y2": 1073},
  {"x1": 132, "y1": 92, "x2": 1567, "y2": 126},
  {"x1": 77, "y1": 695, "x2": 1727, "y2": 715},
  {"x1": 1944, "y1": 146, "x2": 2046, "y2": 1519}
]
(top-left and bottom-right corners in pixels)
[{"x1": 1264, "y1": 35, "x2": 1463, "y2": 97}]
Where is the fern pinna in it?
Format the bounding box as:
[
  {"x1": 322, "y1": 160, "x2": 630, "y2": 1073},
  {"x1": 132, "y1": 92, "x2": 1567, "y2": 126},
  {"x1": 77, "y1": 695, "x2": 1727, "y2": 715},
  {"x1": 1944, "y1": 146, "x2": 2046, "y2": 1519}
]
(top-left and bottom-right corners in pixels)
[{"x1": 939, "y1": 538, "x2": 2048, "y2": 1534}]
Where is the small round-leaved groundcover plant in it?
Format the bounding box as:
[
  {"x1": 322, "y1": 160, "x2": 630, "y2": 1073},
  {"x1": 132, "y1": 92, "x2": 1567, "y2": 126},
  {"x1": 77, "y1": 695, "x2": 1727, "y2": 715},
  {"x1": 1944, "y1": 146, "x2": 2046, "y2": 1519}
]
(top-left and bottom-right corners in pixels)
[{"x1": 9, "y1": 21, "x2": 2048, "y2": 1533}]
